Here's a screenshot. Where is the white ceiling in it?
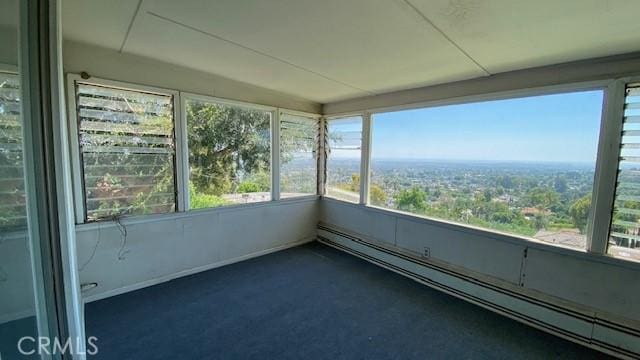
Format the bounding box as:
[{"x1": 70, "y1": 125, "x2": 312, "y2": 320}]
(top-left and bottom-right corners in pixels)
[{"x1": 62, "y1": 0, "x2": 640, "y2": 104}]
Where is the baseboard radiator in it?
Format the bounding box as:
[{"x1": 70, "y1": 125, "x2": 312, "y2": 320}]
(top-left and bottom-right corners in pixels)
[{"x1": 317, "y1": 223, "x2": 640, "y2": 360}]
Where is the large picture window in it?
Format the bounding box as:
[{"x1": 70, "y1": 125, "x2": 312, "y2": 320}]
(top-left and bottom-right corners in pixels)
[
  {"x1": 185, "y1": 98, "x2": 271, "y2": 209},
  {"x1": 370, "y1": 90, "x2": 604, "y2": 250},
  {"x1": 74, "y1": 82, "x2": 177, "y2": 221},
  {"x1": 280, "y1": 113, "x2": 318, "y2": 198},
  {"x1": 325, "y1": 116, "x2": 362, "y2": 203}
]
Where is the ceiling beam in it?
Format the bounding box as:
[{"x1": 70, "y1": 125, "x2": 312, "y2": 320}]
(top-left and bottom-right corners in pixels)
[{"x1": 322, "y1": 51, "x2": 640, "y2": 115}]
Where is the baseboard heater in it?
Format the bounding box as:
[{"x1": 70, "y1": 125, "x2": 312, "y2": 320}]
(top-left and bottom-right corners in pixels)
[{"x1": 317, "y1": 223, "x2": 640, "y2": 360}]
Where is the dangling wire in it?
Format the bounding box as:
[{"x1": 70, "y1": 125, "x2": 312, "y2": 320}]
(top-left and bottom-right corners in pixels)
[{"x1": 113, "y1": 215, "x2": 130, "y2": 260}]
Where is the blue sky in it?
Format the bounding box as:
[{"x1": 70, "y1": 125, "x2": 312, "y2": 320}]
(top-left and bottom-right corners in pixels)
[{"x1": 365, "y1": 90, "x2": 604, "y2": 163}]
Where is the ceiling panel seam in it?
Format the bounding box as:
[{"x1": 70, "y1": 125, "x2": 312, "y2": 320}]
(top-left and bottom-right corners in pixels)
[
  {"x1": 403, "y1": 0, "x2": 491, "y2": 76},
  {"x1": 119, "y1": 0, "x2": 144, "y2": 53},
  {"x1": 144, "y1": 11, "x2": 375, "y2": 96}
]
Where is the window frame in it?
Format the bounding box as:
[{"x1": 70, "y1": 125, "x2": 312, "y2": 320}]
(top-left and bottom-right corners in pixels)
[
  {"x1": 180, "y1": 92, "x2": 277, "y2": 211},
  {"x1": 323, "y1": 113, "x2": 367, "y2": 204},
  {"x1": 278, "y1": 109, "x2": 322, "y2": 200},
  {"x1": 66, "y1": 74, "x2": 182, "y2": 224},
  {"x1": 67, "y1": 74, "x2": 321, "y2": 225},
  {"x1": 357, "y1": 80, "x2": 614, "y2": 254},
  {"x1": 602, "y1": 76, "x2": 640, "y2": 261}
]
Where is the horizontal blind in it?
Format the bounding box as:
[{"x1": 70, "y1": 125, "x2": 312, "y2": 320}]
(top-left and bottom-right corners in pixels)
[
  {"x1": 610, "y1": 84, "x2": 640, "y2": 253},
  {"x1": 327, "y1": 117, "x2": 362, "y2": 152},
  {"x1": 76, "y1": 83, "x2": 176, "y2": 221},
  {"x1": 0, "y1": 72, "x2": 27, "y2": 231}
]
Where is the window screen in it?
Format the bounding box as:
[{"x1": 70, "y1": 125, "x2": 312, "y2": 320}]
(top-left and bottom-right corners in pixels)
[
  {"x1": 280, "y1": 113, "x2": 317, "y2": 198},
  {"x1": 609, "y1": 84, "x2": 640, "y2": 262},
  {"x1": 75, "y1": 82, "x2": 177, "y2": 221},
  {"x1": 325, "y1": 116, "x2": 362, "y2": 203},
  {"x1": 0, "y1": 72, "x2": 26, "y2": 230}
]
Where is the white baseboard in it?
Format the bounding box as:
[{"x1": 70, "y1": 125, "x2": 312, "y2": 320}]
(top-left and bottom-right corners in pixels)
[
  {"x1": 83, "y1": 237, "x2": 315, "y2": 303},
  {"x1": 318, "y1": 225, "x2": 640, "y2": 360}
]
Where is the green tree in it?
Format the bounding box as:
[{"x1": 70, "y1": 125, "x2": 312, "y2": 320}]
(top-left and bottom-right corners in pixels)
[
  {"x1": 187, "y1": 102, "x2": 271, "y2": 197},
  {"x1": 370, "y1": 184, "x2": 387, "y2": 206},
  {"x1": 569, "y1": 195, "x2": 591, "y2": 233},
  {"x1": 526, "y1": 187, "x2": 559, "y2": 210},
  {"x1": 395, "y1": 186, "x2": 427, "y2": 213}
]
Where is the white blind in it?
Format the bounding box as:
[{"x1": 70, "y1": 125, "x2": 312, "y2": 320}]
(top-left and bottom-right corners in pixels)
[
  {"x1": 0, "y1": 72, "x2": 26, "y2": 230},
  {"x1": 610, "y1": 84, "x2": 640, "y2": 252},
  {"x1": 76, "y1": 83, "x2": 177, "y2": 221}
]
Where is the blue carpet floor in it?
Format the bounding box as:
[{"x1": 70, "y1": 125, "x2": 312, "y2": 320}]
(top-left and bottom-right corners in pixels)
[{"x1": 85, "y1": 241, "x2": 611, "y2": 359}]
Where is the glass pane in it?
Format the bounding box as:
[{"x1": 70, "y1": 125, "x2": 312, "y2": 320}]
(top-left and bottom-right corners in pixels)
[
  {"x1": 186, "y1": 99, "x2": 271, "y2": 209},
  {"x1": 326, "y1": 116, "x2": 362, "y2": 203},
  {"x1": 371, "y1": 90, "x2": 603, "y2": 250},
  {"x1": 0, "y1": 0, "x2": 40, "y2": 357},
  {"x1": 608, "y1": 84, "x2": 640, "y2": 262},
  {"x1": 280, "y1": 113, "x2": 317, "y2": 198},
  {"x1": 76, "y1": 83, "x2": 177, "y2": 221}
]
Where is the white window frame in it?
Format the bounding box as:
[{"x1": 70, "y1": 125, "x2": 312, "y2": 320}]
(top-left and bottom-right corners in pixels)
[
  {"x1": 278, "y1": 109, "x2": 322, "y2": 200},
  {"x1": 596, "y1": 76, "x2": 640, "y2": 261},
  {"x1": 66, "y1": 74, "x2": 182, "y2": 224},
  {"x1": 323, "y1": 113, "x2": 367, "y2": 204},
  {"x1": 360, "y1": 79, "x2": 614, "y2": 254},
  {"x1": 180, "y1": 92, "x2": 277, "y2": 210}
]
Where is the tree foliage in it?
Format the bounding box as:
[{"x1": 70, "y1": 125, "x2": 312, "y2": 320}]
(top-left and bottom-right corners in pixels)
[
  {"x1": 396, "y1": 186, "x2": 427, "y2": 212},
  {"x1": 569, "y1": 195, "x2": 591, "y2": 233},
  {"x1": 187, "y1": 101, "x2": 271, "y2": 197}
]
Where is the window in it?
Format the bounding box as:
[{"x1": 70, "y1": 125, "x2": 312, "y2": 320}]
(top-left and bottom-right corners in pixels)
[
  {"x1": 609, "y1": 83, "x2": 640, "y2": 262},
  {"x1": 279, "y1": 113, "x2": 318, "y2": 198},
  {"x1": 325, "y1": 116, "x2": 362, "y2": 203},
  {"x1": 370, "y1": 90, "x2": 604, "y2": 250},
  {"x1": 185, "y1": 98, "x2": 271, "y2": 209},
  {"x1": 0, "y1": 72, "x2": 26, "y2": 230},
  {"x1": 74, "y1": 82, "x2": 177, "y2": 221}
]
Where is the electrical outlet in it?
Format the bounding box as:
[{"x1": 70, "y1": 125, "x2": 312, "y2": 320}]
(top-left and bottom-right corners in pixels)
[{"x1": 423, "y1": 247, "x2": 430, "y2": 259}]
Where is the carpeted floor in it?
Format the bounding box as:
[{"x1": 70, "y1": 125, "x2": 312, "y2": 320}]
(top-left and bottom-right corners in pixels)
[{"x1": 85, "y1": 242, "x2": 612, "y2": 359}]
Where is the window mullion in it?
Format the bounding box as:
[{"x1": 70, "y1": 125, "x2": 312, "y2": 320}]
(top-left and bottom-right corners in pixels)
[
  {"x1": 272, "y1": 110, "x2": 281, "y2": 201},
  {"x1": 587, "y1": 80, "x2": 626, "y2": 254},
  {"x1": 360, "y1": 112, "x2": 372, "y2": 205},
  {"x1": 176, "y1": 92, "x2": 189, "y2": 211},
  {"x1": 318, "y1": 116, "x2": 327, "y2": 196}
]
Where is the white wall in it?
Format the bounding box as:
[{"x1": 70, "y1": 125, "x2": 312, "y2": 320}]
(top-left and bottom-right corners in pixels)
[
  {"x1": 319, "y1": 198, "x2": 640, "y2": 327},
  {"x1": 0, "y1": 232, "x2": 36, "y2": 324},
  {"x1": 76, "y1": 198, "x2": 319, "y2": 302},
  {"x1": 0, "y1": 25, "x2": 17, "y2": 66},
  {"x1": 63, "y1": 41, "x2": 321, "y2": 114}
]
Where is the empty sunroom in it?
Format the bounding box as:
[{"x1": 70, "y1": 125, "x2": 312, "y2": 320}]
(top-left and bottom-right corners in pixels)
[{"x1": 2, "y1": 0, "x2": 640, "y2": 359}]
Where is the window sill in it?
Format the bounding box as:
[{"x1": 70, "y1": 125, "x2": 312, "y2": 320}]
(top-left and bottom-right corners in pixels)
[
  {"x1": 320, "y1": 197, "x2": 640, "y2": 271},
  {"x1": 76, "y1": 195, "x2": 319, "y2": 232}
]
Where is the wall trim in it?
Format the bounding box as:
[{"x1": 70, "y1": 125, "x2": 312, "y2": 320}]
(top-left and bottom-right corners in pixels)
[
  {"x1": 318, "y1": 223, "x2": 640, "y2": 359},
  {"x1": 82, "y1": 236, "x2": 316, "y2": 303}
]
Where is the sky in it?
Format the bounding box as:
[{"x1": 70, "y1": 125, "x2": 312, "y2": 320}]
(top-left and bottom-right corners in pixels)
[{"x1": 358, "y1": 90, "x2": 604, "y2": 163}]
